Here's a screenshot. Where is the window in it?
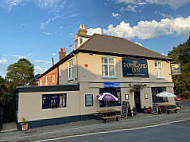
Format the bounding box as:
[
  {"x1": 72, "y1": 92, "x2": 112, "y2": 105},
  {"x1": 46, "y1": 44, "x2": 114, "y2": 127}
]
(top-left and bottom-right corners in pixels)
[
  {"x1": 102, "y1": 56, "x2": 115, "y2": 77},
  {"x1": 99, "y1": 88, "x2": 121, "y2": 107},
  {"x1": 45, "y1": 76, "x2": 48, "y2": 86},
  {"x1": 74, "y1": 40, "x2": 78, "y2": 49},
  {"x1": 85, "y1": 94, "x2": 93, "y2": 106},
  {"x1": 68, "y1": 59, "x2": 74, "y2": 81},
  {"x1": 152, "y1": 87, "x2": 166, "y2": 103},
  {"x1": 52, "y1": 74, "x2": 55, "y2": 84},
  {"x1": 155, "y1": 61, "x2": 162, "y2": 78},
  {"x1": 80, "y1": 38, "x2": 83, "y2": 44},
  {"x1": 42, "y1": 94, "x2": 66, "y2": 109},
  {"x1": 125, "y1": 94, "x2": 129, "y2": 100}
]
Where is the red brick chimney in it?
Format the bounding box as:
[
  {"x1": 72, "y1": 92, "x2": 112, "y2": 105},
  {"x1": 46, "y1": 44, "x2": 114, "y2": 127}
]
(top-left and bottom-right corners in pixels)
[{"x1": 59, "y1": 48, "x2": 66, "y2": 61}]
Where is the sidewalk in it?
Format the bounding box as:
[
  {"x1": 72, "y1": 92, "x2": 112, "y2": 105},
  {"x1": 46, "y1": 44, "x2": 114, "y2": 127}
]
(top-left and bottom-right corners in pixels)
[
  {"x1": 1, "y1": 122, "x2": 17, "y2": 133},
  {"x1": 0, "y1": 101, "x2": 189, "y2": 142}
]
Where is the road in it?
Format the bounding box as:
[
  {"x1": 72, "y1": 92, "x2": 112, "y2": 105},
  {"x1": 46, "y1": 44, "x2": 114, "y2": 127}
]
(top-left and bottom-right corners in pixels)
[
  {"x1": 0, "y1": 101, "x2": 190, "y2": 142},
  {"x1": 46, "y1": 119, "x2": 190, "y2": 142}
]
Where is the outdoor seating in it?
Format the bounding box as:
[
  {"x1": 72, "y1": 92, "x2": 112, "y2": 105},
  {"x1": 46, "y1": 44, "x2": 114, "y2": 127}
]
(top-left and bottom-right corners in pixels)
[
  {"x1": 157, "y1": 104, "x2": 180, "y2": 114},
  {"x1": 95, "y1": 109, "x2": 121, "y2": 123},
  {"x1": 166, "y1": 105, "x2": 180, "y2": 114},
  {"x1": 102, "y1": 115, "x2": 121, "y2": 123}
]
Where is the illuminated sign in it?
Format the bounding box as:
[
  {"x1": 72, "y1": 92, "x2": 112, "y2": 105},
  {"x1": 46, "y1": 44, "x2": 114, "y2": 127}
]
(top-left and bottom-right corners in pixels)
[{"x1": 122, "y1": 58, "x2": 149, "y2": 77}]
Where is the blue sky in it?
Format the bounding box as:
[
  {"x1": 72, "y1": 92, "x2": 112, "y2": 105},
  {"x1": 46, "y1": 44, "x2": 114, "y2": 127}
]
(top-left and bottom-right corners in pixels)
[{"x1": 0, "y1": 0, "x2": 190, "y2": 77}]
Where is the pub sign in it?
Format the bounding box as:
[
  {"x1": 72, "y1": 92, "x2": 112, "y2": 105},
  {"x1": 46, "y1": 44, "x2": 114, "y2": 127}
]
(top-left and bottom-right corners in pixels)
[
  {"x1": 171, "y1": 64, "x2": 181, "y2": 75},
  {"x1": 122, "y1": 58, "x2": 149, "y2": 77}
]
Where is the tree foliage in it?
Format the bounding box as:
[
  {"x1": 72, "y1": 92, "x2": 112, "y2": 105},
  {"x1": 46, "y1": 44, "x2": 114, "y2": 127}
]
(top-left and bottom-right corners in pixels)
[
  {"x1": 168, "y1": 36, "x2": 190, "y2": 96},
  {"x1": 6, "y1": 58, "x2": 34, "y2": 87},
  {"x1": 0, "y1": 76, "x2": 6, "y2": 106},
  {"x1": 0, "y1": 58, "x2": 34, "y2": 122}
]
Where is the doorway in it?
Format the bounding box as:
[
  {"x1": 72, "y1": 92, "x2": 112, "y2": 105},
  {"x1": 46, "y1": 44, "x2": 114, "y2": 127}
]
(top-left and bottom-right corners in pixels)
[{"x1": 134, "y1": 89, "x2": 142, "y2": 112}]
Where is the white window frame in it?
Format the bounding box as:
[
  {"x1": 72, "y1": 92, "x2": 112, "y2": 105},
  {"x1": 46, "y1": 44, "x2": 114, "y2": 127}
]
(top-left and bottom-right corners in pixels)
[
  {"x1": 52, "y1": 74, "x2": 55, "y2": 84},
  {"x1": 45, "y1": 76, "x2": 48, "y2": 86},
  {"x1": 155, "y1": 61, "x2": 162, "y2": 78},
  {"x1": 68, "y1": 59, "x2": 74, "y2": 81},
  {"x1": 102, "y1": 56, "x2": 116, "y2": 77}
]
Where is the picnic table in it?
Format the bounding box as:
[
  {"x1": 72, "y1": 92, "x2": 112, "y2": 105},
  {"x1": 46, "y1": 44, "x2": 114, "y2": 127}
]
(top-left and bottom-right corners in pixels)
[
  {"x1": 157, "y1": 104, "x2": 180, "y2": 114},
  {"x1": 95, "y1": 109, "x2": 121, "y2": 123}
]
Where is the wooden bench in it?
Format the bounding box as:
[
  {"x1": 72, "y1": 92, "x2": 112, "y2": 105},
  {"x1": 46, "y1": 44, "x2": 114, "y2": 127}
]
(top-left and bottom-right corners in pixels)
[
  {"x1": 102, "y1": 115, "x2": 121, "y2": 123},
  {"x1": 166, "y1": 107, "x2": 180, "y2": 114}
]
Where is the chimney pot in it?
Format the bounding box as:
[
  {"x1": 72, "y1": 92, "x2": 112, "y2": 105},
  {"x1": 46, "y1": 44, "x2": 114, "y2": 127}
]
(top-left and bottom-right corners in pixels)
[
  {"x1": 83, "y1": 25, "x2": 85, "y2": 29},
  {"x1": 80, "y1": 24, "x2": 82, "y2": 29},
  {"x1": 78, "y1": 24, "x2": 87, "y2": 35}
]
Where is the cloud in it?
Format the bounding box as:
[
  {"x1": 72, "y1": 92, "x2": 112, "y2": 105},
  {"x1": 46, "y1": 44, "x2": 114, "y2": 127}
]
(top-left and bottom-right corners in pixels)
[
  {"x1": 146, "y1": 0, "x2": 190, "y2": 10},
  {"x1": 12, "y1": 55, "x2": 27, "y2": 59},
  {"x1": 35, "y1": 60, "x2": 51, "y2": 65},
  {"x1": 155, "y1": 11, "x2": 173, "y2": 19},
  {"x1": 87, "y1": 28, "x2": 102, "y2": 35},
  {"x1": 115, "y1": 0, "x2": 190, "y2": 9},
  {"x1": 40, "y1": 16, "x2": 58, "y2": 29},
  {"x1": 52, "y1": 53, "x2": 56, "y2": 56},
  {"x1": 68, "y1": 13, "x2": 78, "y2": 18},
  {"x1": 103, "y1": 16, "x2": 190, "y2": 39},
  {"x1": 112, "y1": 13, "x2": 121, "y2": 18},
  {"x1": 0, "y1": 59, "x2": 8, "y2": 64},
  {"x1": 120, "y1": 5, "x2": 137, "y2": 12},
  {"x1": 35, "y1": 65, "x2": 47, "y2": 74},
  {"x1": 43, "y1": 32, "x2": 50, "y2": 36},
  {"x1": 0, "y1": 0, "x2": 68, "y2": 11}
]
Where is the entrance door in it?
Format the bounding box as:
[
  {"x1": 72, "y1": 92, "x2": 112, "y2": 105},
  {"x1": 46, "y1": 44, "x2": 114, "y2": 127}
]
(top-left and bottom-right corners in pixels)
[{"x1": 134, "y1": 89, "x2": 142, "y2": 112}]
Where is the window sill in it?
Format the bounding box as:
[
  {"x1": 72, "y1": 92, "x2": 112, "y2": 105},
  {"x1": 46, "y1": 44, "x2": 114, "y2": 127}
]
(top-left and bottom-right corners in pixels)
[
  {"x1": 68, "y1": 79, "x2": 74, "y2": 82},
  {"x1": 156, "y1": 77, "x2": 164, "y2": 80},
  {"x1": 102, "y1": 76, "x2": 118, "y2": 79}
]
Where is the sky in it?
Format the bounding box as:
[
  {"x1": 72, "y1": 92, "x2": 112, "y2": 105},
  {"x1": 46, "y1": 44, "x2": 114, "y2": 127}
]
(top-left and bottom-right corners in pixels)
[{"x1": 0, "y1": 0, "x2": 190, "y2": 77}]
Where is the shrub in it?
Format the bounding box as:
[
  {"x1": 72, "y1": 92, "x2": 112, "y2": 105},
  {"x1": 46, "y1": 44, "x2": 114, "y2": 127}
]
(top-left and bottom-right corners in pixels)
[{"x1": 180, "y1": 91, "x2": 190, "y2": 99}]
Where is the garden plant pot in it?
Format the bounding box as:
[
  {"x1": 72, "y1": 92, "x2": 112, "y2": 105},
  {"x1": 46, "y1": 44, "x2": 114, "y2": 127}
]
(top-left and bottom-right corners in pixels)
[{"x1": 21, "y1": 123, "x2": 28, "y2": 131}]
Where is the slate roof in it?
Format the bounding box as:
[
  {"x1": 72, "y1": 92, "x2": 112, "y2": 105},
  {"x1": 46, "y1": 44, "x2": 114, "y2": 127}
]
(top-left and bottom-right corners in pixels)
[
  {"x1": 38, "y1": 34, "x2": 171, "y2": 78},
  {"x1": 77, "y1": 34, "x2": 171, "y2": 60}
]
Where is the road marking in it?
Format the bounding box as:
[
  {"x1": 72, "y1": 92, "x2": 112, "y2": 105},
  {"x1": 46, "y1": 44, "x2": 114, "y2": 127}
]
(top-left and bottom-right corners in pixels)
[{"x1": 32, "y1": 118, "x2": 190, "y2": 142}]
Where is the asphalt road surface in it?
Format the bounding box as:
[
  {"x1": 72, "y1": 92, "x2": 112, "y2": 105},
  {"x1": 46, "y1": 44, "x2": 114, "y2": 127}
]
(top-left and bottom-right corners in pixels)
[{"x1": 47, "y1": 119, "x2": 190, "y2": 142}]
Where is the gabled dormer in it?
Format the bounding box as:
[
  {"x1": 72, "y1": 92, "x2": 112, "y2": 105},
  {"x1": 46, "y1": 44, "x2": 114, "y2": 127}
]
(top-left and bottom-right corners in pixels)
[{"x1": 74, "y1": 24, "x2": 91, "y2": 49}]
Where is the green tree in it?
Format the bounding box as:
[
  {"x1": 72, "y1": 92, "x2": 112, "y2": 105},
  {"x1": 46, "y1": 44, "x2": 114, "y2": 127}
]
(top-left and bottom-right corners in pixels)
[
  {"x1": 6, "y1": 58, "x2": 34, "y2": 87},
  {"x1": 168, "y1": 36, "x2": 190, "y2": 96},
  {"x1": 0, "y1": 76, "x2": 6, "y2": 106},
  {"x1": 2, "y1": 58, "x2": 34, "y2": 122}
]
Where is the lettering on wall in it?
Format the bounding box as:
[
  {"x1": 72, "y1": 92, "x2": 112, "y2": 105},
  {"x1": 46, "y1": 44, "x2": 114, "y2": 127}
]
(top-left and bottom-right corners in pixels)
[{"x1": 122, "y1": 58, "x2": 149, "y2": 77}]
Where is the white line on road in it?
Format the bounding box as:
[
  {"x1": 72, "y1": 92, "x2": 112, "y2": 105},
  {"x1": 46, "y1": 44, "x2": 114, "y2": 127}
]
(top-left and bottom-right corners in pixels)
[{"x1": 32, "y1": 118, "x2": 190, "y2": 142}]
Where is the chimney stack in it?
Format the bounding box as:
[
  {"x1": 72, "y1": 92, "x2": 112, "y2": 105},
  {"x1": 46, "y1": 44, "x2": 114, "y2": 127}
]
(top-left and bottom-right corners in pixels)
[
  {"x1": 78, "y1": 24, "x2": 87, "y2": 35},
  {"x1": 59, "y1": 47, "x2": 66, "y2": 61}
]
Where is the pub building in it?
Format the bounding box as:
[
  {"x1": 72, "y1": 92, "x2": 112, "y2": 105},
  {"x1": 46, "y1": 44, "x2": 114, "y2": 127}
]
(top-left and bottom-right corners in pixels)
[{"x1": 16, "y1": 25, "x2": 175, "y2": 130}]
